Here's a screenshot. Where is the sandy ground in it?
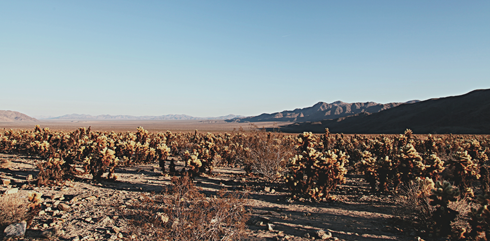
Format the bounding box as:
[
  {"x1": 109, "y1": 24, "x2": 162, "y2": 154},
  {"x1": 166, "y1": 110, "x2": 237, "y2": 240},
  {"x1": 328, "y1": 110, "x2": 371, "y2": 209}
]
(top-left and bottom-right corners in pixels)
[
  {"x1": 0, "y1": 120, "x2": 282, "y2": 133},
  {"x1": 0, "y1": 152, "x2": 417, "y2": 241}
]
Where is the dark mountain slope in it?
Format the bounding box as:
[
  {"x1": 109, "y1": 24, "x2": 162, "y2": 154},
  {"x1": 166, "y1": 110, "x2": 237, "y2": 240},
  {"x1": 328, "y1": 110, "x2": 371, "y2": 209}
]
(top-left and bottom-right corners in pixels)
[
  {"x1": 228, "y1": 101, "x2": 412, "y2": 123},
  {"x1": 279, "y1": 89, "x2": 490, "y2": 134}
]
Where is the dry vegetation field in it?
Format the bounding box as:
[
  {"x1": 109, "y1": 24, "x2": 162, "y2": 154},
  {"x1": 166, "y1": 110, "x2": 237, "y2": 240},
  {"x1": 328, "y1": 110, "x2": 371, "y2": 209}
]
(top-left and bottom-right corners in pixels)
[{"x1": 0, "y1": 121, "x2": 489, "y2": 241}]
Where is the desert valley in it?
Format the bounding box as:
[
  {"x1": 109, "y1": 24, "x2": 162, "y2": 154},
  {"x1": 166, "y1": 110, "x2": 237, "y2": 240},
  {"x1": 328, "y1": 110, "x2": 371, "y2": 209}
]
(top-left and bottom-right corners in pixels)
[{"x1": 0, "y1": 89, "x2": 489, "y2": 240}]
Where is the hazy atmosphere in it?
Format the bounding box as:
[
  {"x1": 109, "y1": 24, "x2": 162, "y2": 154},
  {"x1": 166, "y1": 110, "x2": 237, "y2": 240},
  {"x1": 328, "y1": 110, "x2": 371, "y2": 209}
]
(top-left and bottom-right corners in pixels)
[{"x1": 1, "y1": 1, "x2": 489, "y2": 118}]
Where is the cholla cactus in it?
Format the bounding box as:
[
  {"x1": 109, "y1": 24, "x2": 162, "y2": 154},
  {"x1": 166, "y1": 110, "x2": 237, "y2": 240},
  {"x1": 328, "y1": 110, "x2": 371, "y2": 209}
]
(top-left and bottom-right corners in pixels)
[
  {"x1": 424, "y1": 153, "x2": 445, "y2": 181},
  {"x1": 395, "y1": 144, "x2": 425, "y2": 190},
  {"x1": 376, "y1": 156, "x2": 395, "y2": 192},
  {"x1": 429, "y1": 181, "x2": 460, "y2": 237},
  {"x1": 287, "y1": 132, "x2": 349, "y2": 201},
  {"x1": 157, "y1": 143, "x2": 171, "y2": 173},
  {"x1": 468, "y1": 193, "x2": 490, "y2": 239},
  {"x1": 447, "y1": 149, "x2": 480, "y2": 196},
  {"x1": 187, "y1": 153, "x2": 202, "y2": 177},
  {"x1": 37, "y1": 157, "x2": 66, "y2": 186},
  {"x1": 355, "y1": 151, "x2": 377, "y2": 192}
]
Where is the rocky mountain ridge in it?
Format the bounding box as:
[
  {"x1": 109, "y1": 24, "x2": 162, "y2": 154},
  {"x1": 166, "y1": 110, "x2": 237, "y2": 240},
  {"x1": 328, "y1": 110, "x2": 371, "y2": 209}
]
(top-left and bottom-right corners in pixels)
[
  {"x1": 279, "y1": 89, "x2": 490, "y2": 134},
  {"x1": 228, "y1": 100, "x2": 418, "y2": 123}
]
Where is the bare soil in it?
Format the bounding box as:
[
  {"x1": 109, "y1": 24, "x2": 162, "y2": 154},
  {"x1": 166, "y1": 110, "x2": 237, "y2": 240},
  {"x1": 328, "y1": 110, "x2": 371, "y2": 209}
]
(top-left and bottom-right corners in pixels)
[
  {"x1": 0, "y1": 152, "x2": 418, "y2": 241},
  {"x1": 0, "y1": 120, "x2": 280, "y2": 133}
]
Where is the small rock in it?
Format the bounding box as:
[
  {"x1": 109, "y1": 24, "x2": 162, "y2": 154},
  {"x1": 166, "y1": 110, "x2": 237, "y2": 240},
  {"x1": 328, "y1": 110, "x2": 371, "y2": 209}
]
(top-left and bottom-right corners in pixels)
[
  {"x1": 42, "y1": 229, "x2": 56, "y2": 238},
  {"x1": 5, "y1": 188, "x2": 18, "y2": 194},
  {"x1": 27, "y1": 175, "x2": 33, "y2": 181},
  {"x1": 86, "y1": 196, "x2": 97, "y2": 201},
  {"x1": 84, "y1": 217, "x2": 92, "y2": 223},
  {"x1": 2, "y1": 178, "x2": 11, "y2": 186},
  {"x1": 270, "y1": 189, "x2": 276, "y2": 194},
  {"x1": 112, "y1": 226, "x2": 121, "y2": 233},
  {"x1": 316, "y1": 230, "x2": 332, "y2": 240},
  {"x1": 100, "y1": 216, "x2": 113, "y2": 225},
  {"x1": 70, "y1": 196, "x2": 79, "y2": 204},
  {"x1": 264, "y1": 187, "x2": 271, "y2": 192},
  {"x1": 4, "y1": 221, "x2": 27, "y2": 237},
  {"x1": 156, "y1": 212, "x2": 169, "y2": 223},
  {"x1": 58, "y1": 203, "x2": 71, "y2": 211},
  {"x1": 117, "y1": 233, "x2": 124, "y2": 238},
  {"x1": 72, "y1": 236, "x2": 80, "y2": 241},
  {"x1": 267, "y1": 223, "x2": 274, "y2": 231}
]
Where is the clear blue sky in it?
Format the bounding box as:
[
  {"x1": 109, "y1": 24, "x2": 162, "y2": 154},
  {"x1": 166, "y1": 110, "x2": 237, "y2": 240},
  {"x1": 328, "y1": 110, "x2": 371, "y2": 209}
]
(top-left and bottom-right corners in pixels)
[{"x1": 1, "y1": 1, "x2": 489, "y2": 118}]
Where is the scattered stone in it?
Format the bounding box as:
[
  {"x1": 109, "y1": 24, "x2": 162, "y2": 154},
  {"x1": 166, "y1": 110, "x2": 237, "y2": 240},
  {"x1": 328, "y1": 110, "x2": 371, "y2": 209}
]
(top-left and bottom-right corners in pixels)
[
  {"x1": 86, "y1": 196, "x2": 97, "y2": 201},
  {"x1": 156, "y1": 212, "x2": 169, "y2": 223},
  {"x1": 316, "y1": 230, "x2": 332, "y2": 240},
  {"x1": 270, "y1": 189, "x2": 276, "y2": 194},
  {"x1": 112, "y1": 226, "x2": 121, "y2": 234},
  {"x1": 5, "y1": 188, "x2": 18, "y2": 194},
  {"x1": 267, "y1": 223, "x2": 274, "y2": 232},
  {"x1": 27, "y1": 174, "x2": 33, "y2": 181},
  {"x1": 2, "y1": 178, "x2": 11, "y2": 186},
  {"x1": 58, "y1": 203, "x2": 71, "y2": 211},
  {"x1": 117, "y1": 233, "x2": 124, "y2": 239},
  {"x1": 99, "y1": 216, "x2": 113, "y2": 225},
  {"x1": 42, "y1": 228, "x2": 61, "y2": 238},
  {"x1": 85, "y1": 217, "x2": 92, "y2": 223},
  {"x1": 70, "y1": 196, "x2": 79, "y2": 204},
  {"x1": 4, "y1": 221, "x2": 27, "y2": 237},
  {"x1": 264, "y1": 187, "x2": 271, "y2": 192}
]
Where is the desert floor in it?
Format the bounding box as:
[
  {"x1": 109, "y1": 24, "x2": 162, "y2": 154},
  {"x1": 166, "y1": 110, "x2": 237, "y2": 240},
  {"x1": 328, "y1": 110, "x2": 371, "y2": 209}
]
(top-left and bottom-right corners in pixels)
[
  {"x1": 0, "y1": 121, "x2": 415, "y2": 240},
  {"x1": 0, "y1": 120, "x2": 281, "y2": 133},
  {"x1": 0, "y1": 153, "x2": 415, "y2": 241}
]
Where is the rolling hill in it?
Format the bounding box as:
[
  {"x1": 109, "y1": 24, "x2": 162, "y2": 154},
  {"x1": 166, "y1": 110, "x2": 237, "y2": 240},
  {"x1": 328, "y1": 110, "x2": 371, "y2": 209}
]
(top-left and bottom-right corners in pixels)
[{"x1": 0, "y1": 110, "x2": 37, "y2": 122}]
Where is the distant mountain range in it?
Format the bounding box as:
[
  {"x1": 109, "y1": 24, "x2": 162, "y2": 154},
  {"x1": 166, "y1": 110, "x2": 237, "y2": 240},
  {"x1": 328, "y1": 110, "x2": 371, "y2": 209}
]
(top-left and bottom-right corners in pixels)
[
  {"x1": 47, "y1": 114, "x2": 242, "y2": 121},
  {"x1": 227, "y1": 100, "x2": 419, "y2": 123},
  {"x1": 3, "y1": 88, "x2": 489, "y2": 134},
  {"x1": 278, "y1": 89, "x2": 490, "y2": 134},
  {"x1": 0, "y1": 110, "x2": 38, "y2": 122}
]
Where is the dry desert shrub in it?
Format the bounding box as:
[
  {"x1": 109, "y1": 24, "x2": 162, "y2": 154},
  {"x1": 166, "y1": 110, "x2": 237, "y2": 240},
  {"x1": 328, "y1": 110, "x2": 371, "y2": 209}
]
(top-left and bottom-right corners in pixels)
[
  {"x1": 394, "y1": 178, "x2": 435, "y2": 226},
  {"x1": 0, "y1": 192, "x2": 42, "y2": 231},
  {"x1": 241, "y1": 128, "x2": 293, "y2": 181},
  {"x1": 394, "y1": 178, "x2": 473, "y2": 238},
  {"x1": 121, "y1": 176, "x2": 250, "y2": 241}
]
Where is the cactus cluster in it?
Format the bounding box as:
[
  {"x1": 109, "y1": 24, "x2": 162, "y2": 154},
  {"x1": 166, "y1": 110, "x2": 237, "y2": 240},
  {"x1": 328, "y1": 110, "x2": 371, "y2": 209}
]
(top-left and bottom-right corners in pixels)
[{"x1": 286, "y1": 132, "x2": 348, "y2": 200}]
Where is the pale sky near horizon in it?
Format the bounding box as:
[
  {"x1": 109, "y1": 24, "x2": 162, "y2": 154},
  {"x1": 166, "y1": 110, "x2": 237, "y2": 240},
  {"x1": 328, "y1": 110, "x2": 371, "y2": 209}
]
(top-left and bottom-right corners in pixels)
[{"x1": 1, "y1": 1, "x2": 489, "y2": 118}]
